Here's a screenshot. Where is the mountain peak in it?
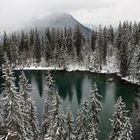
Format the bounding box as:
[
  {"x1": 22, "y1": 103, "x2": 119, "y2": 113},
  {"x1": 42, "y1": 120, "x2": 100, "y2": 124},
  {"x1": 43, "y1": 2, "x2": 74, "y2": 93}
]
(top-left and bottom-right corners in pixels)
[
  {"x1": 25, "y1": 13, "x2": 91, "y2": 37},
  {"x1": 47, "y1": 12, "x2": 73, "y2": 18}
]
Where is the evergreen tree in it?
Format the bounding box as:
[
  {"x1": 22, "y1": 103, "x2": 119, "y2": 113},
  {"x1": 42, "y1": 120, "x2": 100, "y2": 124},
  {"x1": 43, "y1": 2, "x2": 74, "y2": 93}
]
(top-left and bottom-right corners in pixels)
[
  {"x1": 43, "y1": 72, "x2": 66, "y2": 140},
  {"x1": 65, "y1": 107, "x2": 75, "y2": 140},
  {"x1": 109, "y1": 96, "x2": 133, "y2": 140},
  {"x1": 91, "y1": 29, "x2": 97, "y2": 51},
  {"x1": 34, "y1": 28, "x2": 41, "y2": 63},
  {"x1": 1, "y1": 54, "x2": 25, "y2": 139},
  {"x1": 87, "y1": 83, "x2": 102, "y2": 139},
  {"x1": 97, "y1": 24, "x2": 103, "y2": 70},
  {"x1": 76, "y1": 98, "x2": 90, "y2": 140},
  {"x1": 44, "y1": 93, "x2": 66, "y2": 140},
  {"x1": 119, "y1": 22, "x2": 130, "y2": 77},
  {"x1": 115, "y1": 22, "x2": 122, "y2": 64},
  {"x1": 73, "y1": 24, "x2": 85, "y2": 59},
  {"x1": 102, "y1": 26, "x2": 108, "y2": 64},
  {"x1": 45, "y1": 28, "x2": 52, "y2": 62},
  {"x1": 66, "y1": 28, "x2": 74, "y2": 54},
  {"x1": 29, "y1": 29, "x2": 35, "y2": 64},
  {"x1": 0, "y1": 110, "x2": 4, "y2": 127},
  {"x1": 42, "y1": 71, "x2": 56, "y2": 138},
  {"x1": 9, "y1": 35, "x2": 19, "y2": 66},
  {"x1": 3, "y1": 31, "x2": 10, "y2": 60},
  {"x1": 19, "y1": 31, "x2": 29, "y2": 65},
  {"x1": 19, "y1": 71, "x2": 39, "y2": 139},
  {"x1": 119, "y1": 117, "x2": 133, "y2": 140},
  {"x1": 29, "y1": 101, "x2": 40, "y2": 139},
  {"x1": 52, "y1": 93, "x2": 66, "y2": 140},
  {"x1": 108, "y1": 25, "x2": 114, "y2": 45}
]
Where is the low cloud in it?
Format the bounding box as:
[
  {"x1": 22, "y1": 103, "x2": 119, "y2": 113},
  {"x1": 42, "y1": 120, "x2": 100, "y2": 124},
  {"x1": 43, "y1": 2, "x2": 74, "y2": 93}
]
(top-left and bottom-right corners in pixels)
[{"x1": 0, "y1": 0, "x2": 139, "y2": 33}]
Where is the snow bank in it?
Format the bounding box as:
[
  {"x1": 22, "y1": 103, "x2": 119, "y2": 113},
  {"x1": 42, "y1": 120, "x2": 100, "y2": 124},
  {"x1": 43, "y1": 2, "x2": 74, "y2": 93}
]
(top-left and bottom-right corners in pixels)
[
  {"x1": 15, "y1": 66, "x2": 63, "y2": 71},
  {"x1": 14, "y1": 56, "x2": 139, "y2": 86},
  {"x1": 14, "y1": 65, "x2": 140, "y2": 86},
  {"x1": 121, "y1": 76, "x2": 140, "y2": 86}
]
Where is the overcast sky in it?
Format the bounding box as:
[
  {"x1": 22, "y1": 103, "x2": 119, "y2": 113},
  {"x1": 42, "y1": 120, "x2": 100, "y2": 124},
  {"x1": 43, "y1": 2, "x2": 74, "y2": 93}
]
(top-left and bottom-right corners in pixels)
[{"x1": 0, "y1": 0, "x2": 140, "y2": 33}]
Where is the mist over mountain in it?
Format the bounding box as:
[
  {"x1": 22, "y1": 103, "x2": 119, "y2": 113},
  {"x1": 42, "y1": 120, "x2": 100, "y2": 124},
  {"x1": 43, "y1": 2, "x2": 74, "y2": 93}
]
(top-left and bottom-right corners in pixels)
[{"x1": 25, "y1": 13, "x2": 92, "y2": 37}]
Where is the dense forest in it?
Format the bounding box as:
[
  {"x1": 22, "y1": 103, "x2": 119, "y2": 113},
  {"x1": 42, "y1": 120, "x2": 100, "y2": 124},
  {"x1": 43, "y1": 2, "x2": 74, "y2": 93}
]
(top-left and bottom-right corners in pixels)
[
  {"x1": 0, "y1": 55, "x2": 134, "y2": 140},
  {"x1": 0, "y1": 22, "x2": 140, "y2": 83}
]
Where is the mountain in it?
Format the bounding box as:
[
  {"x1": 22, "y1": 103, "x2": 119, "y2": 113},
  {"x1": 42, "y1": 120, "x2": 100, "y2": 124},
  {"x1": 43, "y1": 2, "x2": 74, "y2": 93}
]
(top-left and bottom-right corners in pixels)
[{"x1": 25, "y1": 13, "x2": 92, "y2": 37}]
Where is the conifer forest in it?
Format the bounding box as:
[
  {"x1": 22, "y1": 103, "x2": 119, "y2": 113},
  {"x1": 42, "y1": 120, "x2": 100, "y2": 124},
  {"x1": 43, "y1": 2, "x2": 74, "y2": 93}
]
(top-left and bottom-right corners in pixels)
[{"x1": 0, "y1": 0, "x2": 140, "y2": 140}]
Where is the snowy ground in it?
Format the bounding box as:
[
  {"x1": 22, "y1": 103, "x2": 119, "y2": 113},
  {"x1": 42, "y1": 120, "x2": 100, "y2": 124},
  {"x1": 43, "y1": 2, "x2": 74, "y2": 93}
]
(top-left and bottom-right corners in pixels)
[
  {"x1": 15, "y1": 66, "x2": 140, "y2": 86},
  {"x1": 121, "y1": 76, "x2": 140, "y2": 86},
  {"x1": 14, "y1": 56, "x2": 139, "y2": 86}
]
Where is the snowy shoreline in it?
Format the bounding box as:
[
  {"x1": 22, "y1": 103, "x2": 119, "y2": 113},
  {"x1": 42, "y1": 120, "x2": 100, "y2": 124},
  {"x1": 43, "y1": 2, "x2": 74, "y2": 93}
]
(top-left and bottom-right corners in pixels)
[{"x1": 14, "y1": 65, "x2": 140, "y2": 86}]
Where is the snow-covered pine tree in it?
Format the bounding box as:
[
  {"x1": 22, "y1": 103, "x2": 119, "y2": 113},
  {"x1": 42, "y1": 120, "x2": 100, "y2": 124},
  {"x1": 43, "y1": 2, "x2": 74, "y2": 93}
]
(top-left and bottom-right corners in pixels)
[
  {"x1": 109, "y1": 96, "x2": 133, "y2": 140},
  {"x1": 66, "y1": 28, "x2": 74, "y2": 57},
  {"x1": 108, "y1": 25, "x2": 114, "y2": 45},
  {"x1": 19, "y1": 71, "x2": 39, "y2": 139},
  {"x1": 65, "y1": 107, "x2": 75, "y2": 140},
  {"x1": 0, "y1": 110, "x2": 4, "y2": 128},
  {"x1": 34, "y1": 28, "x2": 41, "y2": 63},
  {"x1": 97, "y1": 24, "x2": 104, "y2": 70},
  {"x1": 73, "y1": 24, "x2": 85, "y2": 60},
  {"x1": 87, "y1": 83, "x2": 102, "y2": 139},
  {"x1": 102, "y1": 26, "x2": 108, "y2": 65},
  {"x1": 76, "y1": 98, "x2": 90, "y2": 140},
  {"x1": 51, "y1": 93, "x2": 66, "y2": 140},
  {"x1": 1, "y1": 53, "x2": 25, "y2": 139},
  {"x1": 10, "y1": 35, "x2": 19, "y2": 67},
  {"x1": 115, "y1": 22, "x2": 122, "y2": 69},
  {"x1": 3, "y1": 31, "x2": 11, "y2": 60},
  {"x1": 119, "y1": 22, "x2": 130, "y2": 77},
  {"x1": 44, "y1": 93, "x2": 66, "y2": 140},
  {"x1": 119, "y1": 117, "x2": 133, "y2": 140},
  {"x1": 43, "y1": 71, "x2": 66, "y2": 140},
  {"x1": 91, "y1": 29, "x2": 97, "y2": 52},
  {"x1": 42, "y1": 71, "x2": 56, "y2": 138},
  {"x1": 28, "y1": 101, "x2": 40, "y2": 139}
]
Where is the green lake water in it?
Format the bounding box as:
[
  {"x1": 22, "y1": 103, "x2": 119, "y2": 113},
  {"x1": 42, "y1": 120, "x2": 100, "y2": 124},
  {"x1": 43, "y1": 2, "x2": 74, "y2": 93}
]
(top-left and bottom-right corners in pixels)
[{"x1": 0, "y1": 70, "x2": 140, "y2": 140}]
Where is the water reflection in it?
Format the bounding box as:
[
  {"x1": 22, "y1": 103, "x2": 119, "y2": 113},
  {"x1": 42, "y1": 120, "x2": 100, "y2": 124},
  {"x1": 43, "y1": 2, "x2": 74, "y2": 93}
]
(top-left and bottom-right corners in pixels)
[
  {"x1": 54, "y1": 71, "x2": 85, "y2": 104},
  {"x1": 54, "y1": 72, "x2": 74, "y2": 101},
  {"x1": 34, "y1": 71, "x2": 44, "y2": 97},
  {"x1": 100, "y1": 82, "x2": 116, "y2": 139},
  {"x1": 0, "y1": 70, "x2": 139, "y2": 140},
  {"x1": 27, "y1": 71, "x2": 139, "y2": 139}
]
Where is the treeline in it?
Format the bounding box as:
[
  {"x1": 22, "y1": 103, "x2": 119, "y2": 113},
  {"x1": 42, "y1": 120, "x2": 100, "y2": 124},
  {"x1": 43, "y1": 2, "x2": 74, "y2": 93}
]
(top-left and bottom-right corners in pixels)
[
  {"x1": 0, "y1": 55, "x2": 133, "y2": 140},
  {"x1": 0, "y1": 22, "x2": 140, "y2": 78}
]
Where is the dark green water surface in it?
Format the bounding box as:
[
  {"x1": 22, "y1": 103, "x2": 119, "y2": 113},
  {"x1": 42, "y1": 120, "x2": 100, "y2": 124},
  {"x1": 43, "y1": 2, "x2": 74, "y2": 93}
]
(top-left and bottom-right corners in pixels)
[{"x1": 0, "y1": 70, "x2": 140, "y2": 140}]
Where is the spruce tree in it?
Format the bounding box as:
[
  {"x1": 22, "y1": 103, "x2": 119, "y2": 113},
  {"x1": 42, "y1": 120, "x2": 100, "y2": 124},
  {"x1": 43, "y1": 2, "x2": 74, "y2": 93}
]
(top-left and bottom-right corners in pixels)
[
  {"x1": 119, "y1": 117, "x2": 133, "y2": 140},
  {"x1": 73, "y1": 24, "x2": 85, "y2": 59},
  {"x1": 65, "y1": 107, "x2": 75, "y2": 140},
  {"x1": 34, "y1": 28, "x2": 41, "y2": 63},
  {"x1": 44, "y1": 93, "x2": 66, "y2": 140},
  {"x1": 1, "y1": 54, "x2": 25, "y2": 139},
  {"x1": 97, "y1": 24, "x2": 103, "y2": 70},
  {"x1": 87, "y1": 83, "x2": 102, "y2": 139},
  {"x1": 29, "y1": 101, "x2": 40, "y2": 139},
  {"x1": 3, "y1": 31, "x2": 10, "y2": 59},
  {"x1": 0, "y1": 113, "x2": 3, "y2": 126},
  {"x1": 19, "y1": 71, "x2": 39, "y2": 139},
  {"x1": 76, "y1": 98, "x2": 90, "y2": 140},
  {"x1": 42, "y1": 71, "x2": 56, "y2": 138},
  {"x1": 109, "y1": 96, "x2": 133, "y2": 140},
  {"x1": 43, "y1": 72, "x2": 66, "y2": 140},
  {"x1": 108, "y1": 25, "x2": 114, "y2": 45},
  {"x1": 102, "y1": 26, "x2": 108, "y2": 64},
  {"x1": 51, "y1": 93, "x2": 66, "y2": 140},
  {"x1": 119, "y1": 22, "x2": 130, "y2": 77},
  {"x1": 91, "y1": 29, "x2": 97, "y2": 51}
]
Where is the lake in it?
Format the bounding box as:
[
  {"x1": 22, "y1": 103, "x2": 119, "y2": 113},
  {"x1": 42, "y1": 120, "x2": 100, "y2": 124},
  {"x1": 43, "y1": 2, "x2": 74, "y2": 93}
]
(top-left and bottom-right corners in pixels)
[{"x1": 0, "y1": 70, "x2": 140, "y2": 140}]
